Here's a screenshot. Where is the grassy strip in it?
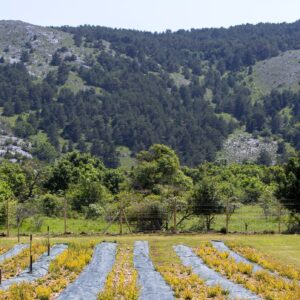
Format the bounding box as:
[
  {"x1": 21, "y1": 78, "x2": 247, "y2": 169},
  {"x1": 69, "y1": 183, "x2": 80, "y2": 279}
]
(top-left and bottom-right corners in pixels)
[
  {"x1": 227, "y1": 242, "x2": 300, "y2": 281},
  {"x1": 0, "y1": 241, "x2": 94, "y2": 300},
  {"x1": 98, "y1": 243, "x2": 138, "y2": 300},
  {"x1": 0, "y1": 205, "x2": 286, "y2": 235},
  {"x1": 150, "y1": 241, "x2": 228, "y2": 299},
  {"x1": 0, "y1": 217, "x2": 121, "y2": 235},
  {"x1": 195, "y1": 242, "x2": 300, "y2": 300},
  {"x1": 0, "y1": 243, "x2": 47, "y2": 281}
]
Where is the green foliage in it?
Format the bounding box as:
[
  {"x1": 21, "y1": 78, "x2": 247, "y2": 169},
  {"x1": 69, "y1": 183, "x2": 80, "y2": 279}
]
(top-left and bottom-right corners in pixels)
[
  {"x1": 40, "y1": 194, "x2": 62, "y2": 217},
  {"x1": 127, "y1": 195, "x2": 167, "y2": 231},
  {"x1": 0, "y1": 180, "x2": 15, "y2": 226},
  {"x1": 20, "y1": 50, "x2": 30, "y2": 63},
  {"x1": 3, "y1": 22, "x2": 300, "y2": 165},
  {"x1": 132, "y1": 144, "x2": 191, "y2": 191},
  {"x1": 45, "y1": 152, "x2": 113, "y2": 212},
  {"x1": 84, "y1": 203, "x2": 105, "y2": 219},
  {"x1": 0, "y1": 142, "x2": 296, "y2": 234},
  {"x1": 31, "y1": 136, "x2": 58, "y2": 162},
  {"x1": 256, "y1": 149, "x2": 273, "y2": 166},
  {"x1": 189, "y1": 162, "x2": 281, "y2": 204},
  {"x1": 189, "y1": 178, "x2": 224, "y2": 230},
  {"x1": 14, "y1": 116, "x2": 36, "y2": 138},
  {"x1": 0, "y1": 161, "x2": 26, "y2": 200},
  {"x1": 67, "y1": 178, "x2": 111, "y2": 212},
  {"x1": 103, "y1": 168, "x2": 126, "y2": 195},
  {"x1": 45, "y1": 151, "x2": 105, "y2": 193},
  {"x1": 277, "y1": 152, "x2": 300, "y2": 215},
  {"x1": 258, "y1": 185, "x2": 278, "y2": 220}
]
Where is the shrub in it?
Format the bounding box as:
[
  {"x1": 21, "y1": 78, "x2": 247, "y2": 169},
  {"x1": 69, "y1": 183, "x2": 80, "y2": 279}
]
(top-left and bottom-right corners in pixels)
[
  {"x1": 128, "y1": 199, "x2": 167, "y2": 231},
  {"x1": 40, "y1": 194, "x2": 62, "y2": 217},
  {"x1": 84, "y1": 203, "x2": 104, "y2": 219}
]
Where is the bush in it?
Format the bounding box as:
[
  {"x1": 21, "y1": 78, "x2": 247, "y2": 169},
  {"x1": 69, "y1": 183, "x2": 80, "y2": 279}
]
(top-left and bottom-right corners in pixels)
[
  {"x1": 128, "y1": 198, "x2": 167, "y2": 231},
  {"x1": 84, "y1": 203, "x2": 104, "y2": 219},
  {"x1": 285, "y1": 214, "x2": 300, "y2": 233},
  {"x1": 30, "y1": 214, "x2": 44, "y2": 232},
  {"x1": 40, "y1": 194, "x2": 62, "y2": 217}
]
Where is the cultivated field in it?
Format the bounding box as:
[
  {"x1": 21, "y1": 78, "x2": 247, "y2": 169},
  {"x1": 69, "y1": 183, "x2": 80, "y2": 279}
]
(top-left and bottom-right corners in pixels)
[{"x1": 0, "y1": 234, "x2": 299, "y2": 299}]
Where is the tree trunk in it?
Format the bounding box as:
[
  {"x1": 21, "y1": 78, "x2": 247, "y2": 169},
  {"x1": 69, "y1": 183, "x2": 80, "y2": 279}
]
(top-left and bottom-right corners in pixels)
[
  {"x1": 64, "y1": 197, "x2": 67, "y2": 234},
  {"x1": 173, "y1": 198, "x2": 177, "y2": 233},
  {"x1": 225, "y1": 198, "x2": 229, "y2": 234},
  {"x1": 6, "y1": 198, "x2": 9, "y2": 237},
  {"x1": 205, "y1": 215, "x2": 213, "y2": 231}
]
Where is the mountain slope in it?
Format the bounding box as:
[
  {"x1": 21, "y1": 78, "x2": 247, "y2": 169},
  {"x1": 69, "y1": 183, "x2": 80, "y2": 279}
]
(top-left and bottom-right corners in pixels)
[{"x1": 0, "y1": 20, "x2": 300, "y2": 166}]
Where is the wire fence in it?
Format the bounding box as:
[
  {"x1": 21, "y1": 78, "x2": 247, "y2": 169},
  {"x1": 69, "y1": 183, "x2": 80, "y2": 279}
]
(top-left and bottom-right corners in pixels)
[{"x1": 0, "y1": 202, "x2": 299, "y2": 235}]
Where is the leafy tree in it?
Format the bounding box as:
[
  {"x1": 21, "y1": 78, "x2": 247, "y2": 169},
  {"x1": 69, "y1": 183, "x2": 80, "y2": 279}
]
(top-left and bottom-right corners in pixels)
[
  {"x1": 45, "y1": 151, "x2": 106, "y2": 194},
  {"x1": 31, "y1": 138, "x2": 58, "y2": 162},
  {"x1": 3, "y1": 101, "x2": 15, "y2": 116},
  {"x1": 40, "y1": 193, "x2": 62, "y2": 217},
  {"x1": 67, "y1": 178, "x2": 111, "y2": 212},
  {"x1": 20, "y1": 159, "x2": 46, "y2": 201},
  {"x1": 189, "y1": 178, "x2": 224, "y2": 231},
  {"x1": 131, "y1": 144, "x2": 192, "y2": 230},
  {"x1": 103, "y1": 168, "x2": 126, "y2": 195},
  {"x1": 259, "y1": 185, "x2": 277, "y2": 220},
  {"x1": 132, "y1": 144, "x2": 189, "y2": 191},
  {"x1": 0, "y1": 180, "x2": 14, "y2": 235},
  {"x1": 0, "y1": 161, "x2": 26, "y2": 200},
  {"x1": 277, "y1": 152, "x2": 300, "y2": 214}
]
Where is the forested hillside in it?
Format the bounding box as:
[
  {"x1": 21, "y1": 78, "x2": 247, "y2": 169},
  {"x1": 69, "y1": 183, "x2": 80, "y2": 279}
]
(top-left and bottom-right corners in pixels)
[{"x1": 1, "y1": 20, "x2": 300, "y2": 166}]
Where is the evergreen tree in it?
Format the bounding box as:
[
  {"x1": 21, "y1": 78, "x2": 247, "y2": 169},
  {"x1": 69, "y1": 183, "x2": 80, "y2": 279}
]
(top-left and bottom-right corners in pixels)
[
  {"x1": 50, "y1": 51, "x2": 62, "y2": 66},
  {"x1": 256, "y1": 150, "x2": 273, "y2": 166}
]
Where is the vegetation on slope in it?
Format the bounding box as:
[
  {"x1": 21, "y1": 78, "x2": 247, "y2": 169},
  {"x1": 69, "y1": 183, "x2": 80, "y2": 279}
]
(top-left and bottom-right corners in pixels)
[{"x1": 2, "y1": 21, "x2": 300, "y2": 165}]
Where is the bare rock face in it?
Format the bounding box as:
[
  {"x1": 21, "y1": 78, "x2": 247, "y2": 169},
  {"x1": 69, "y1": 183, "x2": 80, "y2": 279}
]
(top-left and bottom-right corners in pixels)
[
  {"x1": 253, "y1": 49, "x2": 300, "y2": 92},
  {"x1": 0, "y1": 20, "x2": 87, "y2": 77},
  {"x1": 0, "y1": 121, "x2": 32, "y2": 160},
  {"x1": 221, "y1": 132, "x2": 277, "y2": 164}
]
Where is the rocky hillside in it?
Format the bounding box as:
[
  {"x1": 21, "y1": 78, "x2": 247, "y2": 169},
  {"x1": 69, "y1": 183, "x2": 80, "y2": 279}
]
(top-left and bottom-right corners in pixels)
[
  {"x1": 0, "y1": 21, "x2": 70, "y2": 75},
  {"x1": 0, "y1": 20, "x2": 300, "y2": 165}
]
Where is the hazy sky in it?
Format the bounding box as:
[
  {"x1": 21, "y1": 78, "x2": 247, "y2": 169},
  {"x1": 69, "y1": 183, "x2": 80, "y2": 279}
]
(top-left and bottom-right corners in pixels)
[{"x1": 1, "y1": 0, "x2": 300, "y2": 32}]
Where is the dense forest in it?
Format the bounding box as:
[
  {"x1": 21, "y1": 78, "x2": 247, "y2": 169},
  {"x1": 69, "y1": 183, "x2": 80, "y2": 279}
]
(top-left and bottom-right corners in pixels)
[{"x1": 1, "y1": 21, "x2": 300, "y2": 165}]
